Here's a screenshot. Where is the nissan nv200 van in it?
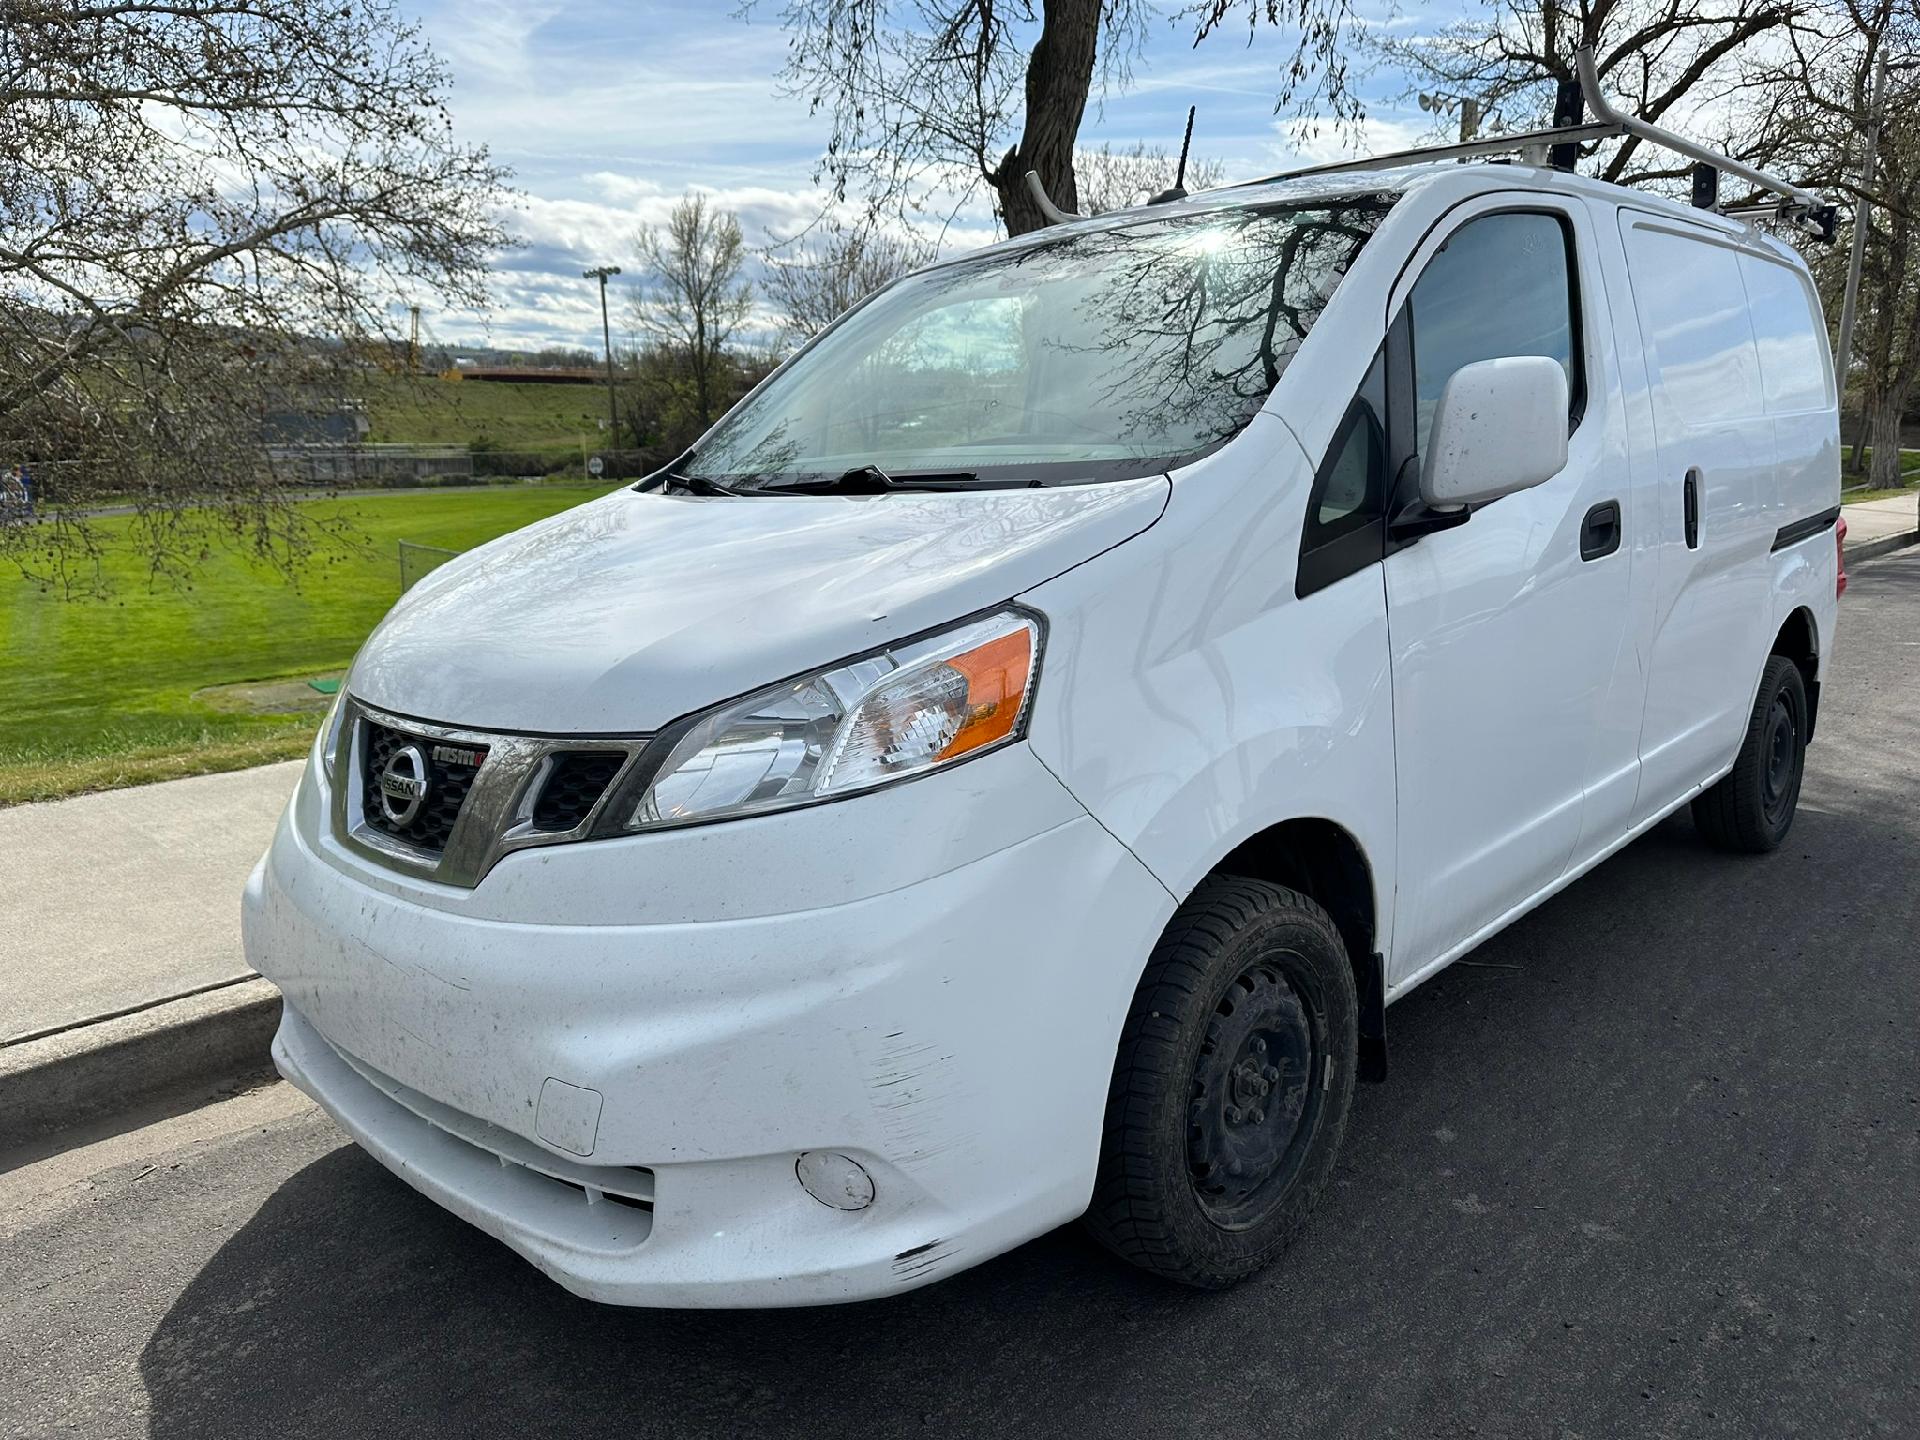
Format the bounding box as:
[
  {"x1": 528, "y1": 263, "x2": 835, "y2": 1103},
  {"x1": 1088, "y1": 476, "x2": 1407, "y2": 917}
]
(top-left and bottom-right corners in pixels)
[{"x1": 244, "y1": 144, "x2": 1842, "y2": 1305}]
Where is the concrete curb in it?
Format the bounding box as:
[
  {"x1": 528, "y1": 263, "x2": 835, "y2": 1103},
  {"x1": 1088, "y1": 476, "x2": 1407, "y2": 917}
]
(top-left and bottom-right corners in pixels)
[
  {"x1": 0, "y1": 979, "x2": 280, "y2": 1156},
  {"x1": 1847, "y1": 529, "x2": 1920, "y2": 565}
]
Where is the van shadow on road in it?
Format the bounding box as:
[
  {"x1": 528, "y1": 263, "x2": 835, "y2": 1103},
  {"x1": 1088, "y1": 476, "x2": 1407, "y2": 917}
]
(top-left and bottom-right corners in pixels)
[{"x1": 137, "y1": 564, "x2": 1920, "y2": 1438}]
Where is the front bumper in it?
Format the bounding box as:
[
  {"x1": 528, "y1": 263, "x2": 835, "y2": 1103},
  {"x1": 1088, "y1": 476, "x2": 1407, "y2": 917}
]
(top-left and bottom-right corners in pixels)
[{"x1": 245, "y1": 747, "x2": 1171, "y2": 1306}]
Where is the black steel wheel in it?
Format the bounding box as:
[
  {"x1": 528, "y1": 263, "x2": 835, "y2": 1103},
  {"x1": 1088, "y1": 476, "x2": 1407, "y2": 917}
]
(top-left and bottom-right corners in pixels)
[
  {"x1": 1694, "y1": 654, "x2": 1808, "y2": 854},
  {"x1": 1187, "y1": 958, "x2": 1330, "y2": 1231},
  {"x1": 1085, "y1": 876, "x2": 1357, "y2": 1288}
]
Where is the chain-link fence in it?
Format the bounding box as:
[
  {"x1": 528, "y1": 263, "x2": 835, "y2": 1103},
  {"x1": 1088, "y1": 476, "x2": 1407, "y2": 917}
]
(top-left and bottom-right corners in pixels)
[
  {"x1": 270, "y1": 444, "x2": 473, "y2": 485},
  {"x1": 398, "y1": 539, "x2": 461, "y2": 593},
  {"x1": 470, "y1": 446, "x2": 665, "y2": 480}
]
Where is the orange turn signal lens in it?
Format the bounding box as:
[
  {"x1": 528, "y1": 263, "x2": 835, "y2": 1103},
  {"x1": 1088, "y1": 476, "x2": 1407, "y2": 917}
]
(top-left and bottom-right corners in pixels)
[{"x1": 937, "y1": 627, "x2": 1034, "y2": 760}]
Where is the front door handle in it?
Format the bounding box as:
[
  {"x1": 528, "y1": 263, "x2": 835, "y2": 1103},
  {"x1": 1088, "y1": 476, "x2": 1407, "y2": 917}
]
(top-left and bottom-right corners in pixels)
[{"x1": 1581, "y1": 500, "x2": 1622, "y2": 561}]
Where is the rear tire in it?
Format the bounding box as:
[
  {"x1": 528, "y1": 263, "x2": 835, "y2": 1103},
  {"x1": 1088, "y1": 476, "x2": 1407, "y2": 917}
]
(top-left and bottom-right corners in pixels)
[
  {"x1": 1692, "y1": 654, "x2": 1808, "y2": 853},
  {"x1": 1085, "y1": 876, "x2": 1357, "y2": 1289}
]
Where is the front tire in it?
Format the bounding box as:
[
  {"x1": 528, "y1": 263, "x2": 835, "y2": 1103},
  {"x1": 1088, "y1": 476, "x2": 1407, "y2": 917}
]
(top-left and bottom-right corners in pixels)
[
  {"x1": 1085, "y1": 876, "x2": 1357, "y2": 1289},
  {"x1": 1693, "y1": 654, "x2": 1808, "y2": 853}
]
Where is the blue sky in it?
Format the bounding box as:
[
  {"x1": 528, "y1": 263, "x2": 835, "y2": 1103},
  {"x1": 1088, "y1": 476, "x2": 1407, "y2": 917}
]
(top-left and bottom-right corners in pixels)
[{"x1": 402, "y1": 0, "x2": 1440, "y2": 349}]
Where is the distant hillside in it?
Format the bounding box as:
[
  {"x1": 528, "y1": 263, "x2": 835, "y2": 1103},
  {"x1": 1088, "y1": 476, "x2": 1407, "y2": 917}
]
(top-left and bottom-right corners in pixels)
[{"x1": 360, "y1": 375, "x2": 613, "y2": 456}]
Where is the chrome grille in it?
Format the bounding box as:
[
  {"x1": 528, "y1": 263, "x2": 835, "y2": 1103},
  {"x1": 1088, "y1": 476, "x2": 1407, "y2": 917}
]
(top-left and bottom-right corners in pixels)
[
  {"x1": 332, "y1": 699, "x2": 652, "y2": 888},
  {"x1": 359, "y1": 720, "x2": 486, "y2": 853}
]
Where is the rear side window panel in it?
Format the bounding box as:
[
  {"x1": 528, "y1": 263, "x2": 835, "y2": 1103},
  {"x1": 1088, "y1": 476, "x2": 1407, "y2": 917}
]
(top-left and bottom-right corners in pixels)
[
  {"x1": 1618, "y1": 217, "x2": 1766, "y2": 425},
  {"x1": 1737, "y1": 251, "x2": 1832, "y2": 413}
]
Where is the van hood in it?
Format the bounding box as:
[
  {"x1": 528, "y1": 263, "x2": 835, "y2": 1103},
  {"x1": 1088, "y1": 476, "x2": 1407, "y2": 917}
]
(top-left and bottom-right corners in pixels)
[{"x1": 348, "y1": 479, "x2": 1168, "y2": 734}]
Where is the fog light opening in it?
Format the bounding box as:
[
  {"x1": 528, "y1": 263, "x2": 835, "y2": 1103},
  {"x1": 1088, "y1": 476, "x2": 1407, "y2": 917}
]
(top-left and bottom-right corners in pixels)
[{"x1": 795, "y1": 1151, "x2": 875, "y2": 1211}]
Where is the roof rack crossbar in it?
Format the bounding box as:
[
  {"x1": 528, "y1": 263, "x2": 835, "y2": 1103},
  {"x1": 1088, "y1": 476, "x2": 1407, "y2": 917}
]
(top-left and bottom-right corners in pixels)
[
  {"x1": 1228, "y1": 118, "x2": 1622, "y2": 189},
  {"x1": 1571, "y1": 47, "x2": 1820, "y2": 211},
  {"x1": 1719, "y1": 200, "x2": 1840, "y2": 241},
  {"x1": 1211, "y1": 46, "x2": 1829, "y2": 234},
  {"x1": 1025, "y1": 169, "x2": 1081, "y2": 224}
]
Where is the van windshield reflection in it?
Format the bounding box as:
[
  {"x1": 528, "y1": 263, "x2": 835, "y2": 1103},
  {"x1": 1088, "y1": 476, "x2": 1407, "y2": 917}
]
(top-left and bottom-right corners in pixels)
[{"x1": 685, "y1": 196, "x2": 1397, "y2": 491}]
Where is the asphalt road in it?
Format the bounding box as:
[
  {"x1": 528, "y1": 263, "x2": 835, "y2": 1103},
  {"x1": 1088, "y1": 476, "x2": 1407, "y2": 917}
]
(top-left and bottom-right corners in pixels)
[{"x1": 5, "y1": 554, "x2": 1917, "y2": 1440}]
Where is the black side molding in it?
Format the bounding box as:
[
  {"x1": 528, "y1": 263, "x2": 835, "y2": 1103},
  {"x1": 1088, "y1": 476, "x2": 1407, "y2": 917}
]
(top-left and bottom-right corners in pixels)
[{"x1": 1772, "y1": 505, "x2": 1842, "y2": 553}]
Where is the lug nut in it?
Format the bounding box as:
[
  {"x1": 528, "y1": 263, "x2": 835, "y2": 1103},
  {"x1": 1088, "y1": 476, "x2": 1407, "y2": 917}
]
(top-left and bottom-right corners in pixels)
[
  {"x1": 1225, "y1": 1104, "x2": 1242, "y2": 1123},
  {"x1": 1250, "y1": 1109, "x2": 1265, "y2": 1124},
  {"x1": 1264, "y1": 1066, "x2": 1279, "y2": 1083},
  {"x1": 1252, "y1": 1038, "x2": 1267, "y2": 1054}
]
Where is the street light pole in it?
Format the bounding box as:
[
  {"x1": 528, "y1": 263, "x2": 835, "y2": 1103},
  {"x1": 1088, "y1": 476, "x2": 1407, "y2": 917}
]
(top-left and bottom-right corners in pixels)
[
  {"x1": 1834, "y1": 51, "x2": 1887, "y2": 472},
  {"x1": 583, "y1": 265, "x2": 622, "y2": 450}
]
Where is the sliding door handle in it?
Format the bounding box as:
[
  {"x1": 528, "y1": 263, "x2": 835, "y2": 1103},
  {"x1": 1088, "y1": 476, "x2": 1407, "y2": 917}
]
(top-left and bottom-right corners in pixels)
[{"x1": 1683, "y1": 467, "x2": 1701, "y2": 549}]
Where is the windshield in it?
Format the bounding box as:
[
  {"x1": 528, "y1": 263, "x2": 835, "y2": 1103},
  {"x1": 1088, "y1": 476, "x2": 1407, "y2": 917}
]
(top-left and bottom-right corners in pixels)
[{"x1": 684, "y1": 197, "x2": 1396, "y2": 490}]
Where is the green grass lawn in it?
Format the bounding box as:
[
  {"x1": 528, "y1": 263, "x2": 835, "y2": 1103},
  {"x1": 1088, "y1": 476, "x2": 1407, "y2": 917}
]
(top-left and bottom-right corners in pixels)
[
  {"x1": 1839, "y1": 447, "x2": 1920, "y2": 505},
  {"x1": 0, "y1": 484, "x2": 615, "y2": 806},
  {"x1": 362, "y1": 377, "x2": 611, "y2": 456},
  {"x1": 1840, "y1": 484, "x2": 1920, "y2": 506}
]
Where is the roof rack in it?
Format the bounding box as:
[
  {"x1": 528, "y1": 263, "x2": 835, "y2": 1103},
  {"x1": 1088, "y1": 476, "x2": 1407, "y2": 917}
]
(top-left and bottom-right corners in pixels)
[
  {"x1": 1225, "y1": 117, "x2": 1623, "y2": 186},
  {"x1": 1028, "y1": 45, "x2": 1836, "y2": 242}
]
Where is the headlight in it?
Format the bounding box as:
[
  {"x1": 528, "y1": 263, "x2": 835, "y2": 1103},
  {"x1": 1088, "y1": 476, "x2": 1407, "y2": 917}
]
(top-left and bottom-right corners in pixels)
[
  {"x1": 625, "y1": 608, "x2": 1042, "y2": 831},
  {"x1": 318, "y1": 688, "x2": 348, "y2": 784}
]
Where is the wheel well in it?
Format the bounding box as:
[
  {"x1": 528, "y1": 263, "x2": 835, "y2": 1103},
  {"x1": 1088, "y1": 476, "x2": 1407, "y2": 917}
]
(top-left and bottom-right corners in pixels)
[
  {"x1": 1213, "y1": 817, "x2": 1376, "y2": 980},
  {"x1": 1211, "y1": 818, "x2": 1385, "y2": 1079},
  {"x1": 1772, "y1": 607, "x2": 1820, "y2": 738}
]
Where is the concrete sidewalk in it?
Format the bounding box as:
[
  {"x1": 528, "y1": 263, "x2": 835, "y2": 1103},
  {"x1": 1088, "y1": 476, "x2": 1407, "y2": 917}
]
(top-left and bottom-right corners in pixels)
[
  {"x1": 0, "y1": 761, "x2": 300, "y2": 1044},
  {"x1": 1842, "y1": 492, "x2": 1919, "y2": 558},
  {"x1": 0, "y1": 763, "x2": 300, "y2": 1153}
]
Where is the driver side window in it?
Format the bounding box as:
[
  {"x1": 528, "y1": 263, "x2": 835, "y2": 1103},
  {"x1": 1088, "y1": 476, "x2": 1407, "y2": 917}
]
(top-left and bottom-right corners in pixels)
[{"x1": 1408, "y1": 210, "x2": 1584, "y2": 446}]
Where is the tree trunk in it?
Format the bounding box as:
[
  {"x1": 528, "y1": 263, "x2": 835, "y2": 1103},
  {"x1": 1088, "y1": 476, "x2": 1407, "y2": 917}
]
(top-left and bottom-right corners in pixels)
[
  {"x1": 1855, "y1": 211, "x2": 1913, "y2": 483},
  {"x1": 1866, "y1": 389, "x2": 1905, "y2": 489},
  {"x1": 991, "y1": 0, "x2": 1101, "y2": 234}
]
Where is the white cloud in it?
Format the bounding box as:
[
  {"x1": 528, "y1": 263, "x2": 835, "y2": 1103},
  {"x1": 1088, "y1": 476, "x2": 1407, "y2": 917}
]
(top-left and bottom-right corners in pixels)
[
  {"x1": 1267, "y1": 114, "x2": 1431, "y2": 171},
  {"x1": 397, "y1": 0, "x2": 1470, "y2": 347}
]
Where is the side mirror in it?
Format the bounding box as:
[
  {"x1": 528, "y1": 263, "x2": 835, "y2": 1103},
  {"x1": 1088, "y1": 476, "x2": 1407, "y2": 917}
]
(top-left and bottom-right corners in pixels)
[{"x1": 1420, "y1": 356, "x2": 1569, "y2": 509}]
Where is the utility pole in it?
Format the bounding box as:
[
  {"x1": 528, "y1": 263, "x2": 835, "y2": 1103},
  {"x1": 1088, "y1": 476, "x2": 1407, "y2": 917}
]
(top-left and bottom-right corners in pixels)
[
  {"x1": 583, "y1": 265, "x2": 622, "y2": 448},
  {"x1": 1834, "y1": 49, "x2": 1888, "y2": 469}
]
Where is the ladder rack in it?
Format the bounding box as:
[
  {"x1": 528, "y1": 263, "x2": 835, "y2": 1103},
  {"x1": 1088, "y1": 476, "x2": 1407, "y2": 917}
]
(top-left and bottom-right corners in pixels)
[
  {"x1": 1029, "y1": 44, "x2": 1837, "y2": 241},
  {"x1": 1226, "y1": 119, "x2": 1625, "y2": 186}
]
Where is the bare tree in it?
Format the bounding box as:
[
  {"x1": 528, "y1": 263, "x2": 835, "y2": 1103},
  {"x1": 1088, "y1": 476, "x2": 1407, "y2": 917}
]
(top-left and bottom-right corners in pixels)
[
  {"x1": 1372, "y1": 0, "x2": 1800, "y2": 185},
  {"x1": 1077, "y1": 141, "x2": 1228, "y2": 214},
  {"x1": 762, "y1": 225, "x2": 930, "y2": 343},
  {"x1": 1737, "y1": 0, "x2": 1920, "y2": 485},
  {"x1": 1378, "y1": 0, "x2": 1920, "y2": 485},
  {"x1": 746, "y1": 1, "x2": 1359, "y2": 237},
  {"x1": 632, "y1": 194, "x2": 755, "y2": 430},
  {"x1": 0, "y1": 0, "x2": 510, "y2": 591}
]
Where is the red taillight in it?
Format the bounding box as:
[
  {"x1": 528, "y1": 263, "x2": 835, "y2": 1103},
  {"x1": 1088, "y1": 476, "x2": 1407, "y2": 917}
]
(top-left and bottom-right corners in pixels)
[{"x1": 1836, "y1": 515, "x2": 1848, "y2": 597}]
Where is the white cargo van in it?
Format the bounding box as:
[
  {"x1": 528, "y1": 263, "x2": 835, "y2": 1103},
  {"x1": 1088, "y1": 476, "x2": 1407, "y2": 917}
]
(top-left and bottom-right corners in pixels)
[{"x1": 243, "y1": 69, "x2": 1843, "y2": 1305}]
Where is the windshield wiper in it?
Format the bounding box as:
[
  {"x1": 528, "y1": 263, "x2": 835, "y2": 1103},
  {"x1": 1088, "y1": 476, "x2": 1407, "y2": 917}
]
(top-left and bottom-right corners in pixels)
[
  {"x1": 664, "y1": 470, "x2": 745, "y2": 497},
  {"x1": 754, "y1": 465, "x2": 1039, "y2": 495}
]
